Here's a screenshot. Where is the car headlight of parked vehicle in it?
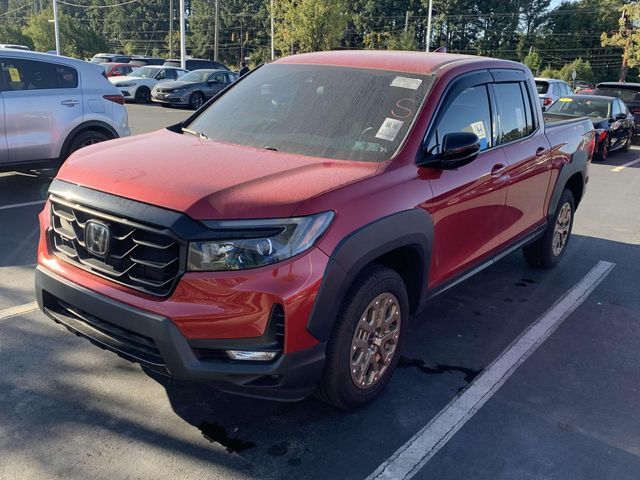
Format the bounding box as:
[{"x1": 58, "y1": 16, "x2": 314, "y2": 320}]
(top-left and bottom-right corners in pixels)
[
  {"x1": 115, "y1": 82, "x2": 136, "y2": 87},
  {"x1": 187, "y1": 212, "x2": 334, "y2": 271}
]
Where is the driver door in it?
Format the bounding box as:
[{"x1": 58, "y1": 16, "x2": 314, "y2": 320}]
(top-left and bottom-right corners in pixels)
[
  {"x1": 204, "y1": 72, "x2": 228, "y2": 99},
  {"x1": 419, "y1": 75, "x2": 509, "y2": 288}
]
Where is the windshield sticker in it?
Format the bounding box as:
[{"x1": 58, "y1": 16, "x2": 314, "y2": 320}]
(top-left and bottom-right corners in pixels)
[
  {"x1": 375, "y1": 118, "x2": 404, "y2": 142},
  {"x1": 391, "y1": 76, "x2": 422, "y2": 90},
  {"x1": 470, "y1": 121, "x2": 486, "y2": 139},
  {"x1": 7, "y1": 67, "x2": 20, "y2": 82}
]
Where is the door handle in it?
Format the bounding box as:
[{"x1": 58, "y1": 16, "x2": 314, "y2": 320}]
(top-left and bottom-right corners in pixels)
[
  {"x1": 535, "y1": 146, "x2": 547, "y2": 157},
  {"x1": 61, "y1": 99, "x2": 79, "y2": 107},
  {"x1": 491, "y1": 163, "x2": 507, "y2": 176}
]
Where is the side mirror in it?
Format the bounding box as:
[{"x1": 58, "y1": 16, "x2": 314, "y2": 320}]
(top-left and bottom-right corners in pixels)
[
  {"x1": 438, "y1": 132, "x2": 481, "y2": 168},
  {"x1": 615, "y1": 112, "x2": 627, "y2": 120}
]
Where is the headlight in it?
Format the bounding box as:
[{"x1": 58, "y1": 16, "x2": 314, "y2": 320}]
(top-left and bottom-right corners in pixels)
[
  {"x1": 187, "y1": 212, "x2": 334, "y2": 271},
  {"x1": 116, "y1": 82, "x2": 136, "y2": 87}
]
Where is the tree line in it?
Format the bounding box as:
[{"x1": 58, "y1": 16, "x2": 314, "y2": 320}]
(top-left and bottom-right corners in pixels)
[{"x1": 0, "y1": 0, "x2": 635, "y2": 82}]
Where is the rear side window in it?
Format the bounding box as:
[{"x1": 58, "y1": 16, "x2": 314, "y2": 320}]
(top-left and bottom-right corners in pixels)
[
  {"x1": 535, "y1": 81, "x2": 549, "y2": 94},
  {"x1": 0, "y1": 58, "x2": 77, "y2": 90},
  {"x1": 612, "y1": 100, "x2": 622, "y2": 117},
  {"x1": 431, "y1": 85, "x2": 493, "y2": 152},
  {"x1": 494, "y1": 82, "x2": 531, "y2": 144}
]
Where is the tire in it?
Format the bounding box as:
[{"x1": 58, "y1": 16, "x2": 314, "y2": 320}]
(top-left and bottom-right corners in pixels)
[
  {"x1": 189, "y1": 91, "x2": 205, "y2": 110},
  {"x1": 594, "y1": 135, "x2": 609, "y2": 161},
  {"x1": 66, "y1": 130, "x2": 109, "y2": 159},
  {"x1": 622, "y1": 130, "x2": 632, "y2": 152},
  {"x1": 315, "y1": 264, "x2": 409, "y2": 410},
  {"x1": 134, "y1": 86, "x2": 151, "y2": 104},
  {"x1": 523, "y1": 188, "x2": 575, "y2": 269}
]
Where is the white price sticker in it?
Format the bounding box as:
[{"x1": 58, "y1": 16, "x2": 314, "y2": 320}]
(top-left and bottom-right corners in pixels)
[
  {"x1": 390, "y1": 76, "x2": 422, "y2": 90},
  {"x1": 375, "y1": 118, "x2": 404, "y2": 142},
  {"x1": 470, "y1": 121, "x2": 486, "y2": 139}
]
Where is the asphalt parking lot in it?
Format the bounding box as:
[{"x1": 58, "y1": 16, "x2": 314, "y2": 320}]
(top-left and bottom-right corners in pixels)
[{"x1": 1, "y1": 104, "x2": 640, "y2": 480}]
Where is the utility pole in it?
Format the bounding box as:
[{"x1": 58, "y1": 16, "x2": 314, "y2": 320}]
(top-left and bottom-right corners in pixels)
[
  {"x1": 270, "y1": 0, "x2": 275, "y2": 60},
  {"x1": 214, "y1": 0, "x2": 219, "y2": 61},
  {"x1": 52, "y1": 0, "x2": 60, "y2": 55},
  {"x1": 619, "y1": 9, "x2": 630, "y2": 82},
  {"x1": 169, "y1": 0, "x2": 173, "y2": 58},
  {"x1": 179, "y1": 0, "x2": 186, "y2": 69},
  {"x1": 240, "y1": 17, "x2": 243, "y2": 66},
  {"x1": 405, "y1": 11, "x2": 409, "y2": 33},
  {"x1": 425, "y1": 0, "x2": 433, "y2": 52}
]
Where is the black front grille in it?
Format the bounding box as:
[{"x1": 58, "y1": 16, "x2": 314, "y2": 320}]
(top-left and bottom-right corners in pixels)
[
  {"x1": 43, "y1": 293, "x2": 167, "y2": 372},
  {"x1": 49, "y1": 195, "x2": 183, "y2": 297}
]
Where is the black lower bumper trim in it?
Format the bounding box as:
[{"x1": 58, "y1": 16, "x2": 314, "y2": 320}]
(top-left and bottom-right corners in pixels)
[{"x1": 35, "y1": 266, "x2": 326, "y2": 401}]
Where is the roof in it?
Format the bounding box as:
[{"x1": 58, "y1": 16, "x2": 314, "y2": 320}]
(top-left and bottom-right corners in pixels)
[
  {"x1": 274, "y1": 50, "x2": 522, "y2": 75},
  {"x1": 0, "y1": 49, "x2": 99, "y2": 70},
  {"x1": 534, "y1": 77, "x2": 566, "y2": 82},
  {"x1": 597, "y1": 82, "x2": 640, "y2": 87}
]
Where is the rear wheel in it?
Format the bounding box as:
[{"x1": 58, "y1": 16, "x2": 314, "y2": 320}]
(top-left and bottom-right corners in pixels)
[
  {"x1": 523, "y1": 188, "x2": 575, "y2": 268},
  {"x1": 135, "y1": 86, "x2": 151, "y2": 104},
  {"x1": 315, "y1": 265, "x2": 408, "y2": 410},
  {"x1": 189, "y1": 91, "x2": 205, "y2": 110}
]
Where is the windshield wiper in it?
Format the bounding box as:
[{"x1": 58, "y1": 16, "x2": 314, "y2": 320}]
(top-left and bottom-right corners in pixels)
[{"x1": 182, "y1": 127, "x2": 209, "y2": 140}]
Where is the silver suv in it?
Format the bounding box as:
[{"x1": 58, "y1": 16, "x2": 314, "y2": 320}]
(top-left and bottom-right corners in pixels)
[{"x1": 0, "y1": 49, "x2": 130, "y2": 171}]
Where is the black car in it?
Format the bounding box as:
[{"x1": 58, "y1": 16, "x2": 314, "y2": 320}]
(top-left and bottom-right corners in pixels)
[
  {"x1": 90, "y1": 53, "x2": 132, "y2": 64},
  {"x1": 545, "y1": 95, "x2": 634, "y2": 161},
  {"x1": 594, "y1": 82, "x2": 640, "y2": 136},
  {"x1": 130, "y1": 56, "x2": 165, "y2": 67},
  {"x1": 163, "y1": 58, "x2": 229, "y2": 71},
  {"x1": 151, "y1": 69, "x2": 238, "y2": 109}
]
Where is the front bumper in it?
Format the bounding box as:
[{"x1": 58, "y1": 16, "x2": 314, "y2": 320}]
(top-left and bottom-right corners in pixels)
[
  {"x1": 116, "y1": 86, "x2": 137, "y2": 99},
  {"x1": 36, "y1": 266, "x2": 325, "y2": 400},
  {"x1": 152, "y1": 91, "x2": 189, "y2": 105}
]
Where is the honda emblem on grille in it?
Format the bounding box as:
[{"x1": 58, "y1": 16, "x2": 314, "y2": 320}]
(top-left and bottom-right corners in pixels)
[{"x1": 85, "y1": 221, "x2": 110, "y2": 257}]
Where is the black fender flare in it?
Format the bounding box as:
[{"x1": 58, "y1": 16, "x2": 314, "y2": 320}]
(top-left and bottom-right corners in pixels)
[
  {"x1": 60, "y1": 120, "x2": 119, "y2": 160},
  {"x1": 307, "y1": 209, "x2": 434, "y2": 342},
  {"x1": 547, "y1": 152, "x2": 587, "y2": 221}
]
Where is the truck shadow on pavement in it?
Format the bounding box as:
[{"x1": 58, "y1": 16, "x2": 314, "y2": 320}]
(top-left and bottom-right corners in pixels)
[{"x1": 1, "y1": 234, "x2": 637, "y2": 479}]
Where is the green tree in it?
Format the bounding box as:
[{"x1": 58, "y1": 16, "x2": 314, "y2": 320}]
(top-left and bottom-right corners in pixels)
[
  {"x1": 22, "y1": 8, "x2": 106, "y2": 58},
  {"x1": 558, "y1": 58, "x2": 594, "y2": 84},
  {"x1": 0, "y1": 23, "x2": 33, "y2": 49},
  {"x1": 523, "y1": 49, "x2": 542, "y2": 74},
  {"x1": 601, "y1": 2, "x2": 640, "y2": 81},
  {"x1": 274, "y1": 0, "x2": 348, "y2": 54}
]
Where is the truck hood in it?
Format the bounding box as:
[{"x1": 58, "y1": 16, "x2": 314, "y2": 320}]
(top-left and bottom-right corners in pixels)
[{"x1": 57, "y1": 129, "x2": 380, "y2": 220}]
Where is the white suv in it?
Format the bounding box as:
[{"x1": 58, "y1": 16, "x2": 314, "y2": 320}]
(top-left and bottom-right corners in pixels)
[
  {"x1": 0, "y1": 49, "x2": 130, "y2": 172},
  {"x1": 535, "y1": 77, "x2": 573, "y2": 110}
]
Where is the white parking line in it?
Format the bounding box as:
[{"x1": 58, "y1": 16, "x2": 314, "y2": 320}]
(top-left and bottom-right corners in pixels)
[
  {"x1": 0, "y1": 301, "x2": 40, "y2": 321},
  {"x1": 0, "y1": 200, "x2": 45, "y2": 211},
  {"x1": 611, "y1": 158, "x2": 640, "y2": 172},
  {"x1": 368, "y1": 260, "x2": 615, "y2": 480}
]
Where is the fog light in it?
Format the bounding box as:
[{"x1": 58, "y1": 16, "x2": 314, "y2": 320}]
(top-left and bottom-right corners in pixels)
[{"x1": 226, "y1": 350, "x2": 278, "y2": 361}]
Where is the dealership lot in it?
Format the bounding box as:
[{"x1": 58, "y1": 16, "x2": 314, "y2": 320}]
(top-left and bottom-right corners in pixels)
[{"x1": 1, "y1": 104, "x2": 640, "y2": 480}]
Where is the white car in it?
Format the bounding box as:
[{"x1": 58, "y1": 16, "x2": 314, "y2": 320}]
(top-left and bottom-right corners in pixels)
[
  {"x1": 0, "y1": 49, "x2": 130, "y2": 172},
  {"x1": 110, "y1": 65, "x2": 189, "y2": 103}
]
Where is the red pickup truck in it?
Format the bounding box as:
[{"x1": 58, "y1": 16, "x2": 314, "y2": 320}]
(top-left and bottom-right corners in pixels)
[{"x1": 36, "y1": 51, "x2": 594, "y2": 409}]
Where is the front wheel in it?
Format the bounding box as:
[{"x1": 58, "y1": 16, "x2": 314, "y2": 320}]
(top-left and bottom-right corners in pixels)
[
  {"x1": 523, "y1": 188, "x2": 575, "y2": 268},
  {"x1": 189, "y1": 91, "x2": 205, "y2": 110},
  {"x1": 135, "y1": 86, "x2": 151, "y2": 104},
  {"x1": 595, "y1": 135, "x2": 609, "y2": 161},
  {"x1": 315, "y1": 265, "x2": 408, "y2": 410},
  {"x1": 66, "y1": 130, "x2": 109, "y2": 159}
]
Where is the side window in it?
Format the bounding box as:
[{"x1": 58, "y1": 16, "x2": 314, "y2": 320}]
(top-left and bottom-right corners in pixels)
[
  {"x1": 211, "y1": 72, "x2": 227, "y2": 84},
  {"x1": 494, "y1": 82, "x2": 529, "y2": 144},
  {"x1": 612, "y1": 100, "x2": 622, "y2": 117},
  {"x1": 1, "y1": 58, "x2": 59, "y2": 90},
  {"x1": 429, "y1": 85, "x2": 492, "y2": 153},
  {"x1": 519, "y1": 82, "x2": 535, "y2": 134},
  {"x1": 55, "y1": 64, "x2": 78, "y2": 88}
]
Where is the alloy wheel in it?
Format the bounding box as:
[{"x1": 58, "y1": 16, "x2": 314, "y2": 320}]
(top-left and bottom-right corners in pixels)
[
  {"x1": 552, "y1": 202, "x2": 572, "y2": 256},
  {"x1": 349, "y1": 292, "x2": 401, "y2": 389}
]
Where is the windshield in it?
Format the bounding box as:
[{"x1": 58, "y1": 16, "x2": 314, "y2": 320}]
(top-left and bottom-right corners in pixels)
[
  {"x1": 130, "y1": 67, "x2": 158, "y2": 79},
  {"x1": 594, "y1": 86, "x2": 640, "y2": 102},
  {"x1": 180, "y1": 70, "x2": 215, "y2": 83},
  {"x1": 186, "y1": 64, "x2": 433, "y2": 162},
  {"x1": 536, "y1": 81, "x2": 549, "y2": 94},
  {"x1": 547, "y1": 97, "x2": 611, "y2": 118}
]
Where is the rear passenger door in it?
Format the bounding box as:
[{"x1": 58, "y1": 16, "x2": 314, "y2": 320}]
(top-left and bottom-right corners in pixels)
[
  {"x1": 490, "y1": 71, "x2": 552, "y2": 242},
  {"x1": 0, "y1": 57, "x2": 82, "y2": 164},
  {"x1": 421, "y1": 72, "x2": 509, "y2": 287}
]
